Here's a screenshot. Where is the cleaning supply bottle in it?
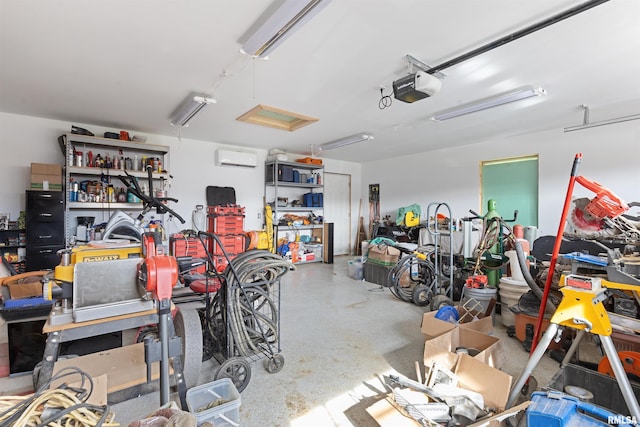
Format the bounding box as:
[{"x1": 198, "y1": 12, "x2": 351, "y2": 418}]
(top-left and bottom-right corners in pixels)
[{"x1": 192, "y1": 205, "x2": 206, "y2": 232}]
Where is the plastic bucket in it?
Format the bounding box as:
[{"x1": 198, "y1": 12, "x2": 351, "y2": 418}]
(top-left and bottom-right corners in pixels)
[
  {"x1": 461, "y1": 286, "x2": 498, "y2": 325},
  {"x1": 499, "y1": 277, "x2": 530, "y2": 327},
  {"x1": 347, "y1": 257, "x2": 364, "y2": 280}
]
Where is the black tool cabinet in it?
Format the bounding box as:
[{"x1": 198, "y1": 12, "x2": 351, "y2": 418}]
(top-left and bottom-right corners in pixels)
[{"x1": 25, "y1": 190, "x2": 64, "y2": 271}]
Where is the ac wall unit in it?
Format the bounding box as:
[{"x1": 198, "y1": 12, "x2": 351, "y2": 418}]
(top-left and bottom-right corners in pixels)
[{"x1": 216, "y1": 149, "x2": 258, "y2": 167}]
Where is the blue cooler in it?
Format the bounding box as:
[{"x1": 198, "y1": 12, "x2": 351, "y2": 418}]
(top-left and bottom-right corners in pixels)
[{"x1": 527, "y1": 391, "x2": 635, "y2": 427}]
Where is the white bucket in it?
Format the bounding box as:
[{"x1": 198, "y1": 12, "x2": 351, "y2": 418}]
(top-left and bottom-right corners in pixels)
[
  {"x1": 461, "y1": 286, "x2": 498, "y2": 325},
  {"x1": 499, "y1": 277, "x2": 529, "y2": 327}
]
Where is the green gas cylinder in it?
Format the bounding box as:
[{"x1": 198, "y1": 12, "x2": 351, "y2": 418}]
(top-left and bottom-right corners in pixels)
[{"x1": 485, "y1": 199, "x2": 502, "y2": 287}]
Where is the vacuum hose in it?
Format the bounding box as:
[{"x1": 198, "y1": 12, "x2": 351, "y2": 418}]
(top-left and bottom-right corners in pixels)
[{"x1": 514, "y1": 239, "x2": 556, "y2": 312}]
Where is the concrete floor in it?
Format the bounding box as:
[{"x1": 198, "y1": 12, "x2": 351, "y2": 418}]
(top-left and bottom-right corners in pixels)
[{"x1": 110, "y1": 255, "x2": 561, "y2": 426}]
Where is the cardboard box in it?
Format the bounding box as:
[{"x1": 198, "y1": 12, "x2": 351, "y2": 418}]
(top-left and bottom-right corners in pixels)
[
  {"x1": 424, "y1": 327, "x2": 503, "y2": 370},
  {"x1": 366, "y1": 355, "x2": 519, "y2": 427},
  {"x1": 30, "y1": 163, "x2": 62, "y2": 190},
  {"x1": 366, "y1": 398, "x2": 528, "y2": 427},
  {"x1": 367, "y1": 244, "x2": 400, "y2": 266},
  {"x1": 420, "y1": 306, "x2": 494, "y2": 341},
  {"x1": 8, "y1": 281, "x2": 42, "y2": 299},
  {"x1": 31, "y1": 162, "x2": 62, "y2": 175}
]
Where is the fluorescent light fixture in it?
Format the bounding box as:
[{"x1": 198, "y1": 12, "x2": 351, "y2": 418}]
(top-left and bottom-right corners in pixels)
[
  {"x1": 320, "y1": 133, "x2": 373, "y2": 151},
  {"x1": 241, "y1": 0, "x2": 331, "y2": 58},
  {"x1": 564, "y1": 104, "x2": 640, "y2": 132},
  {"x1": 431, "y1": 86, "x2": 546, "y2": 122},
  {"x1": 170, "y1": 95, "x2": 216, "y2": 127}
]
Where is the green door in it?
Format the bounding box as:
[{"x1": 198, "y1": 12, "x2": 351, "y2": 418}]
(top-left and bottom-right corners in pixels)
[{"x1": 481, "y1": 155, "x2": 538, "y2": 228}]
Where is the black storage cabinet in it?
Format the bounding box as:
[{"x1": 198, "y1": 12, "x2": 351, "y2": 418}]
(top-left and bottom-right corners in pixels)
[{"x1": 26, "y1": 190, "x2": 64, "y2": 271}]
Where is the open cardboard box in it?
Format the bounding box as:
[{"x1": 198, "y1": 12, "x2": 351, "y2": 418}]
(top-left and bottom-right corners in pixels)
[
  {"x1": 367, "y1": 354, "x2": 524, "y2": 427},
  {"x1": 421, "y1": 306, "x2": 493, "y2": 341},
  {"x1": 367, "y1": 244, "x2": 401, "y2": 266},
  {"x1": 424, "y1": 327, "x2": 503, "y2": 370}
]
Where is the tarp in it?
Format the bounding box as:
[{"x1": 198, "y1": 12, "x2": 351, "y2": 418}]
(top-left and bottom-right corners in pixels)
[{"x1": 396, "y1": 203, "x2": 421, "y2": 226}]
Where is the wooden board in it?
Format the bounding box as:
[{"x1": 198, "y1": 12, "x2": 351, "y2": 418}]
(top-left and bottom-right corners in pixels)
[
  {"x1": 51, "y1": 343, "x2": 161, "y2": 394},
  {"x1": 43, "y1": 307, "x2": 158, "y2": 333},
  {"x1": 69, "y1": 374, "x2": 108, "y2": 406}
]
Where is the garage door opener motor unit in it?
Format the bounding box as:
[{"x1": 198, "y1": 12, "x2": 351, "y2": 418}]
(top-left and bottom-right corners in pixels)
[{"x1": 393, "y1": 71, "x2": 442, "y2": 103}]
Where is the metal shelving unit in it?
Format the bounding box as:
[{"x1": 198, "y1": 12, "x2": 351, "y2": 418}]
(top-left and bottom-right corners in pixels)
[
  {"x1": 264, "y1": 160, "x2": 324, "y2": 264},
  {"x1": 60, "y1": 133, "x2": 170, "y2": 246}
]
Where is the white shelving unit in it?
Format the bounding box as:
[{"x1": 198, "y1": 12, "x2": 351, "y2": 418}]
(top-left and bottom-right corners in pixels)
[
  {"x1": 265, "y1": 160, "x2": 324, "y2": 264},
  {"x1": 60, "y1": 133, "x2": 170, "y2": 246}
]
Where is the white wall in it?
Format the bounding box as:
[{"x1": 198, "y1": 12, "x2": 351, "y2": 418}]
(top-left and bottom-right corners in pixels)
[
  {"x1": 361, "y1": 120, "x2": 640, "y2": 238},
  {"x1": 2, "y1": 111, "x2": 636, "y2": 245},
  {"x1": 0, "y1": 112, "x2": 362, "y2": 239}
]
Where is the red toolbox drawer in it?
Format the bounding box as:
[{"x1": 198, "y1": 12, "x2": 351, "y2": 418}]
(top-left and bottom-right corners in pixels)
[
  {"x1": 208, "y1": 215, "x2": 244, "y2": 235},
  {"x1": 209, "y1": 234, "x2": 246, "y2": 256},
  {"x1": 207, "y1": 205, "x2": 245, "y2": 216},
  {"x1": 170, "y1": 234, "x2": 209, "y2": 274}
]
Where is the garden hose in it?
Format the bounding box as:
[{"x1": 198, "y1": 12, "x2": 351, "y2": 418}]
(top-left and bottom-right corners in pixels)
[{"x1": 202, "y1": 248, "x2": 294, "y2": 358}]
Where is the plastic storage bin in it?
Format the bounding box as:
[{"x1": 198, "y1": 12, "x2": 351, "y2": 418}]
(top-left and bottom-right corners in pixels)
[
  {"x1": 186, "y1": 378, "x2": 241, "y2": 426},
  {"x1": 548, "y1": 363, "x2": 640, "y2": 415},
  {"x1": 527, "y1": 391, "x2": 634, "y2": 427},
  {"x1": 363, "y1": 261, "x2": 392, "y2": 286},
  {"x1": 347, "y1": 257, "x2": 364, "y2": 280}
]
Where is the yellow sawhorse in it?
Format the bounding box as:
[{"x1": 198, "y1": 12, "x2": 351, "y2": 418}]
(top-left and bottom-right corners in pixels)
[{"x1": 506, "y1": 274, "x2": 640, "y2": 420}]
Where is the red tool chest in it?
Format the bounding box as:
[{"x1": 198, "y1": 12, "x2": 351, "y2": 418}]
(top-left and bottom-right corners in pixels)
[
  {"x1": 207, "y1": 204, "x2": 246, "y2": 271},
  {"x1": 169, "y1": 233, "x2": 209, "y2": 274},
  {"x1": 207, "y1": 205, "x2": 245, "y2": 216},
  {"x1": 208, "y1": 215, "x2": 244, "y2": 235},
  {"x1": 211, "y1": 234, "x2": 246, "y2": 256}
]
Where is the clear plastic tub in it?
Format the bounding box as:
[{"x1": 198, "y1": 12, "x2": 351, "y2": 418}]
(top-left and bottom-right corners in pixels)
[{"x1": 186, "y1": 378, "x2": 241, "y2": 426}]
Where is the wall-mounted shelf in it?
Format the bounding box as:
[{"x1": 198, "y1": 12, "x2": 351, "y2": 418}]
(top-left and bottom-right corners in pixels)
[
  {"x1": 66, "y1": 166, "x2": 169, "y2": 180},
  {"x1": 67, "y1": 202, "x2": 144, "y2": 210}
]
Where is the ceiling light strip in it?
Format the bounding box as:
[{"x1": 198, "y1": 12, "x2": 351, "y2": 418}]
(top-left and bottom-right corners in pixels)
[
  {"x1": 170, "y1": 95, "x2": 216, "y2": 127},
  {"x1": 431, "y1": 87, "x2": 546, "y2": 121},
  {"x1": 241, "y1": 0, "x2": 331, "y2": 58},
  {"x1": 320, "y1": 133, "x2": 373, "y2": 151}
]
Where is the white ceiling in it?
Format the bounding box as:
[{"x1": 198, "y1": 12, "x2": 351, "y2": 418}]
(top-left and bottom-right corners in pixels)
[{"x1": 1, "y1": 0, "x2": 639, "y2": 163}]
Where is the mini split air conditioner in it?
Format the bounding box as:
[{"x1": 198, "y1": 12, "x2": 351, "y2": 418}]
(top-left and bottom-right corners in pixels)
[{"x1": 216, "y1": 149, "x2": 258, "y2": 167}]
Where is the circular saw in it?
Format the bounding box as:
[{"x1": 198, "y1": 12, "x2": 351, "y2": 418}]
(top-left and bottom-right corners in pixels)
[{"x1": 570, "y1": 197, "x2": 605, "y2": 232}]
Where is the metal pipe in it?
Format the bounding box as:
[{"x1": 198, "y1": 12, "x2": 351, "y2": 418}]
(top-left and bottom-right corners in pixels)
[
  {"x1": 600, "y1": 334, "x2": 640, "y2": 419},
  {"x1": 561, "y1": 329, "x2": 585, "y2": 366},
  {"x1": 159, "y1": 303, "x2": 170, "y2": 405},
  {"x1": 507, "y1": 323, "x2": 560, "y2": 408},
  {"x1": 564, "y1": 113, "x2": 640, "y2": 132}
]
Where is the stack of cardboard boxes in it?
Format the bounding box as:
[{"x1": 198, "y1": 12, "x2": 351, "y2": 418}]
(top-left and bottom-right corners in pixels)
[
  {"x1": 367, "y1": 305, "x2": 530, "y2": 426},
  {"x1": 30, "y1": 163, "x2": 62, "y2": 191}
]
